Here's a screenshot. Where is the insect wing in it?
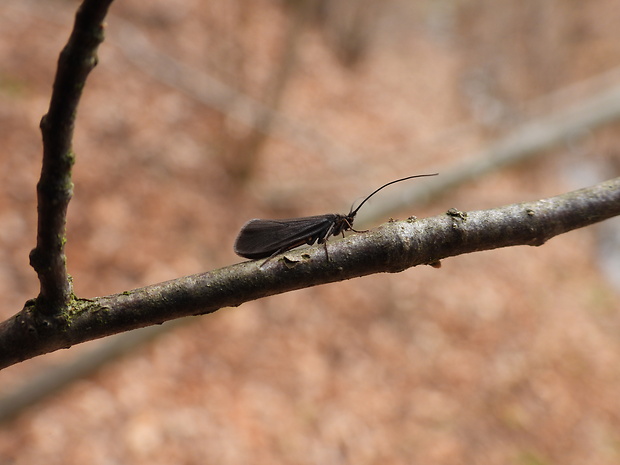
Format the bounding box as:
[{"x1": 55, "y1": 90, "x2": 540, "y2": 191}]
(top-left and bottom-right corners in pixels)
[{"x1": 234, "y1": 215, "x2": 338, "y2": 259}]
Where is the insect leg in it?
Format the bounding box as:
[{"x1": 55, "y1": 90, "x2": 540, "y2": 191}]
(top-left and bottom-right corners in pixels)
[{"x1": 318, "y1": 221, "x2": 339, "y2": 261}]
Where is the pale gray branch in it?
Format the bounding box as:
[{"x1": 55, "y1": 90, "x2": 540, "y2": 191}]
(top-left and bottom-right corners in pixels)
[{"x1": 362, "y1": 85, "x2": 620, "y2": 224}]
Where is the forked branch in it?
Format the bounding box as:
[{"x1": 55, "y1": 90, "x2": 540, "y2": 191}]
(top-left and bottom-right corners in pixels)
[
  {"x1": 1, "y1": 177, "x2": 618, "y2": 369},
  {"x1": 29, "y1": 0, "x2": 114, "y2": 315}
]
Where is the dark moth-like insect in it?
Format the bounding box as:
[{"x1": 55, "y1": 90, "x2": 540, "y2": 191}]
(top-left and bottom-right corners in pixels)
[{"x1": 234, "y1": 173, "x2": 437, "y2": 262}]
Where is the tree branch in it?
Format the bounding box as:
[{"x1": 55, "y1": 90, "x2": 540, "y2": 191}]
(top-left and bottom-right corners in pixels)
[
  {"x1": 29, "y1": 0, "x2": 114, "y2": 316},
  {"x1": 361, "y1": 84, "x2": 620, "y2": 224},
  {"x1": 1, "y1": 177, "x2": 618, "y2": 369}
]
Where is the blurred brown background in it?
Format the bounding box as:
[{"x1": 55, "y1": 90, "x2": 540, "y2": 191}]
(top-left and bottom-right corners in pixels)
[{"x1": 0, "y1": 0, "x2": 619, "y2": 463}]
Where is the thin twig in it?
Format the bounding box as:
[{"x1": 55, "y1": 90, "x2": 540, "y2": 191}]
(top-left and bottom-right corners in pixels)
[
  {"x1": 1, "y1": 177, "x2": 618, "y2": 369},
  {"x1": 29, "y1": 0, "x2": 114, "y2": 315}
]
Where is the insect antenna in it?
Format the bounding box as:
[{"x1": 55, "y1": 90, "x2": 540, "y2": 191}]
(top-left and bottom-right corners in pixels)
[{"x1": 348, "y1": 173, "x2": 438, "y2": 216}]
